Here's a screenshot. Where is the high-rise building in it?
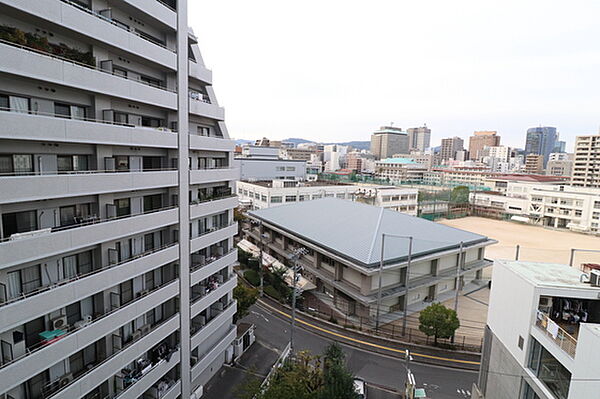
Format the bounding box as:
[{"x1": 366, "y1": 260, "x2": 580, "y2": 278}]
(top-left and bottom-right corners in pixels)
[
  {"x1": 546, "y1": 153, "x2": 573, "y2": 177},
  {"x1": 571, "y1": 135, "x2": 600, "y2": 188},
  {"x1": 370, "y1": 126, "x2": 409, "y2": 159},
  {"x1": 440, "y1": 136, "x2": 464, "y2": 162},
  {"x1": 525, "y1": 154, "x2": 545, "y2": 174},
  {"x1": 0, "y1": 2, "x2": 239, "y2": 399},
  {"x1": 525, "y1": 126, "x2": 558, "y2": 166},
  {"x1": 407, "y1": 126, "x2": 431, "y2": 152},
  {"x1": 468, "y1": 131, "x2": 500, "y2": 160}
]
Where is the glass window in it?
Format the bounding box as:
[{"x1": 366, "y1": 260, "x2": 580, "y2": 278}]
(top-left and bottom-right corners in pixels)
[
  {"x1": 285, "y1": 195, "x2": 297, "y2": 202},
  {"x1": 6, "y1": 271, "x2": 21, "y2": 299},
  {"x1": 271, "y1": 196, "x2": 282, "y2": 203},
  {"x1": 142, "y1": 116, "x2": 162, "y2": 128},
  {"x1": 0, "y1": 94, "x2": 8, "y2": 110},
  {"x1": 528, "y1": 337, "x2": 571, "y2": 399},
  {"x1": 113, "y1": 67, "x2": 127, "y2": 78},
  {"x1": 12, "y1": 154, "x2": 33, "y2": 174},
  {"x1": 2, "y1": 210, "x2": 37, "y2": 238},
  {"x1": 140, "y1": 75, "x2": 163, "y2": 88},
  {"x1": 58, "y1": 156, "x2": 74, "y2": 172},
  {"x1": 115, "y1": 198, "x2": 131, "y2": 217},
  {"x1": 73, "y1": 155, "x2": 89, "y2": 171},
  {"x1": 286, "y1": 167, "x2": 295, "y2": 171},
  {"x1": 63, "y1": 255, "x2": 78, "y2": 279},
  {"x1": 60, "y1": 205, "x2": 76, "y2": 226},
  {"x1": 20, "y1": 265, "x2": 41, "y2": 295},
  {"x1": 144, "y1": 233, "x2": 155, "y2": 252},
  {"x1": 144, "y1": 194, "x2": 162, "y2": 212},
  {"x1": 115, "y1": 156, "x2": 129, "y2": 171},
  {"x1": 0, "y1": 155, "x2": 12, "y2": 173},
  {"x1": 71, "y1": 105, "x2": 86, "y2": 120},
  {"x1": 54, "y1": 103, "x2": 71, "y2": 118},
  {"x1": 9, "y1": 96, "x2": 29, "y2": 113}
]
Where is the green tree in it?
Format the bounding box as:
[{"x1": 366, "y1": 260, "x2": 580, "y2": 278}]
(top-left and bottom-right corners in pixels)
[
  {"x1": 320, "y1": 343, "x2": 359, "y2": 399},
  {"x1": 238, "y1": 248, "x2": 252, "y2": 267},
  {"x1": 450, "y1": 185, "x2": 470, "y2": 204},
  {"x1": 418, "y1": 303, "x2": 460, "y2": 344},
  {"x1": 233, "y1": 283, "x2": 258, "y2": 322}
]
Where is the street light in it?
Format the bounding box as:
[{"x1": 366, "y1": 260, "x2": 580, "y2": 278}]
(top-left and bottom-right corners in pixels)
[
  {"x1": 288, "y1": 246, "x2": 308, "y2": 353},
  {"x1": 375, "y1": 233, "x2": 413, "y2": 335}
]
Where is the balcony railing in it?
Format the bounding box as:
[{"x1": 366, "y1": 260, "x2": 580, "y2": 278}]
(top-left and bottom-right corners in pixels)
[
  {"x1": 0, "y1": 165, "x2": 176, "y2": 177},
  {"x1": 0, "y1": 279, "x2": 177, "y2": 372},
  {"x1": 535, "y1": 311, "x2": 577, "y2": 358},
  {"x1": 0, "y1": 205, "x2": 177, "y2": 243},
  {"x1": 0, "y1": 242, "x2": 177, "y2": 308},
  {"x1": 60, "y1": 0, "x2": 176, "y2": 52},
  {"x1": 0, "y1": 106, "x2": 178, "y2": 133},
  {"x1": 195, "y1": 222, "x2": 236, "y2": 239},
  {"x1": 191, "y1": 273, "x2": 234, "y2": 304},
  {"x1": 191, "y1": 248, "x2": 237, "y2": 273},
  {"x1": 0, "y1": 39, "x2": 176, "y2": 94},
  {"x1": 190, "y1": 193, "x2": 236, "y2": 207}
]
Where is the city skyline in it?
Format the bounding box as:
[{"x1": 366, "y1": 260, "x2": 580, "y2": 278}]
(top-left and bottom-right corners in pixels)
[{"x1": 190, "y1": 0, "x2": 600, "y2": 149}]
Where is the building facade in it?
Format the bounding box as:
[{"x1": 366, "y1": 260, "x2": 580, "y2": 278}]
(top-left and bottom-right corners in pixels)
[
  {"x1": 370, "y1": 126, "x2": 409, "y2": 160},
  {"x1": 525, "y1": 154, "x2": 544, "y2": 174},
  {"x1": 374, "y1": 158, "x2": 428, "y2": 183},
  {"x1": 546, "y1": 153, "x2": 573, "y2": 177},
  {"x1": 246, "y1": 199, "x2": 494, "y2": 322},
  {"x1": 469, "y1": 131, "x2": 500, "y2": 161},
  {"x1": 475, "y1": 260, "x2": 600, "y2": 399},
  {"x1": 525, "y1": 127, "x2": 558, "y2": 167},
  {"x1": 407, "y1": 126, "x2": 431, "y2": 152},
  {"x1": 440, "y1": 137, "x2": 464, "y2": 162},
  {"x1": 0, "y1": 1, "x2": 239, "y2": 398},
  {"x1": 571, "y1": 135, "x2": 600, "y2": 188}
]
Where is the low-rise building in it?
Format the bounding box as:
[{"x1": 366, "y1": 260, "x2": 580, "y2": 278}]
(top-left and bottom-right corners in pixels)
[
  {"x1": 246, "y1": 199, "x2": 494, "y2": 321},
  {"x1": 374, "y1": 158, "x2": 428, "y2": 183},
  {"x1": 280, "y1": 147, "x2": 317, "y2": 161},
  {"x1": 236, "y1": 145, "x2": 307, "y2": 181},
  {"x1": 475, "y1": 260, "x2": 600, "y2": 399},
  {"x1": 525, "y1": 154, "x2": 545, "y2": 174},
  {"x1": 236, "y1": 180, "x2": 418, "y2": 215},
  {"x1": 546, "y1": 153, "x2": 573, "y2": 177}
]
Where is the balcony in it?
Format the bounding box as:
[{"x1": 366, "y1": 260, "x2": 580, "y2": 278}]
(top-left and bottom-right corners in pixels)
[
  {"x1": 0, "y1": 0, "x2": 177, "y2": 68},
  {"x1": 0, "y1": 206, "x2": 178, "y2": 269},
  {"x1": 0, "y1": 280, "x2": 179, "y2": 394},
  {"x1": 191, "y1": 275, "x2": 237, "y2": 318},
  {"x1": 0, "y1": 40, "x2": 177, "y2": 109},
  {"x1": 189, "y1": 60, "x2": 212, "y2": 84},
  {"x1": 190, "y1": 222, "x2": 238, "y2": 253},
  {"x1": 191, "y1": 249, "x2": 237, "y2": 286},
  {"x1": 48, "y1": 315, "x2": 180, "y2": 399},
  {"x1": 0, "y1": 243, "x2": 179, "y2": 328},
  {"x1": 190, "y1": 195, "x2": 238, "y2": 220},
  {"x1": 0, "y1": 108, "x2": 178, "y2": 148},
  {"x1": 191, "y1": 301, "x2": 236, "y2": 348},
  {"x1": 0, "y1": 169, "x2": 177, "y2": 204},
  {"x1": 190, "y1": 167, "x2": 239, "y2": 185},
  {"x1": 191, "y1": 325, "x2": 236, "y2": 381},
  {"x1": 113, "y1": 348, "x2": 180, "y2": 399},
  {"x1": 535, "y1": 311, "x2": 577, "y2": 358},
  {"x1": 189, "y1": 97, "x2": 225, "y2": 120},
  {"x1": 122, "y1": 0, "x2": 177, "y2": 29},
  {"x1": 189, "y1": 134, "x2": 235, "y2": 152}
]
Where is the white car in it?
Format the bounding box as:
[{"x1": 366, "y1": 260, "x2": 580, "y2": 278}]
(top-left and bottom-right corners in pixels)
[{"x1": 353, "y1": 377, "x2": 366, "y2": 399}]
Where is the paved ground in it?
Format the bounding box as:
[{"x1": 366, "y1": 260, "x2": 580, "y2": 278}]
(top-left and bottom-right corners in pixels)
[{"x1": 211, "y1": 303, "x2": 478, "y2": 398}]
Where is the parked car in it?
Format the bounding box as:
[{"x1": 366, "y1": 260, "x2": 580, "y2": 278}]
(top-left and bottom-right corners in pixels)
[{"x1": 353, "y1": 377, "x2": 366, "y2": 399}]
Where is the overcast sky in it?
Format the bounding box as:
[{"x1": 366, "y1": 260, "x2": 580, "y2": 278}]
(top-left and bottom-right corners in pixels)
[{"x1": 189, "y1": 0, "x2": 600, "y2": 150}]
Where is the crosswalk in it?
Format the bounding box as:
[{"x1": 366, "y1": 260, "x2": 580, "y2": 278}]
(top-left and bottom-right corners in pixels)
[{"x1": 456, "y1": 388, "x2": 472, "y2": 397}]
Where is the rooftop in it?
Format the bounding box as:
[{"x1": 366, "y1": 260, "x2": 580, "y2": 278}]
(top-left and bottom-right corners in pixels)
[
  {"x1": 249, "y1": 198, "x2": 493, "y2": 268},
  {"x1": 499, "y1": 260, "x2": 600, "y2": 291},
  {"x1": 239, "y1": 180, "x2": 352, "y2": 188},
  {"x1": 490, "y1": 174, "x2": 568, "y2": 182},
  {"x1": 377, "y1": 157, "x2": 417, "y2": 164}
]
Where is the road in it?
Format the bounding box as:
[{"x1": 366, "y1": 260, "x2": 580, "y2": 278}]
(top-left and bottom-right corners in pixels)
[{"x1": 246, "y1": 302, "x2": 477, "y2": 398}]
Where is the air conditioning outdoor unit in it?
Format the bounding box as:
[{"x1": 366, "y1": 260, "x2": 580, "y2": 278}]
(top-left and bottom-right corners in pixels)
[
  {"x1": 590, "y1": 270, "x2": 600, "y2": 287},
  {"x1": 140, "y1": 324, "x2": 151, "y2": 334},
  {"x1": 52, "y1": 315, "x2": 68, "y2": 330},
  {"x1": 190, "y1": 385, "x2": 203, "y2": 399},
  {"x1": 132, "y1": 330, "x2": 143, "y2": 341}
]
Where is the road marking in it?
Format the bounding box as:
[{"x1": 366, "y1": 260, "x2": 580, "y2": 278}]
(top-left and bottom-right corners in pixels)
[
  {"x1": 251, "y1": 310, "x2": 269, "y2": 323},
  {"x1": 257, "y1": 300, "x2": 481, "y2": 366}
]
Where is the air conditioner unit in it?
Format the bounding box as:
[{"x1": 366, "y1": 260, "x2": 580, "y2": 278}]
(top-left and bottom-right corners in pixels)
[
  {"x1": 191, "y1": 355, "x2": 199, "y2": 364},
  {"x1": 140, "y1": 324, "x2": 151, "y2": 334},
  {"x1": 52, "y1": 315, "x2": 68, "y2": 330},
  {"x1": 132, "y1": 330, "x2": 143, "y2": 341},
  {"x1": 59, "y1": 373, "x2": 73, "y2": 387},
  {"x1": 190, "y1": 385, "x2": 203, "y2": 399},
  {"x1": 590, "y1": 270, "x2": 600, "y2": 287},
  {"x1": 137, "y1": 289, "x2": 150, "y2": 298}
]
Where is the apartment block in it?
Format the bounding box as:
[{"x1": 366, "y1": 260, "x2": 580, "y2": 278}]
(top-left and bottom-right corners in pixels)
[
  {"x1": 407, "y1": 126, "x2": 431, "y2": 152},
  {"x1": 525, "y1": 154, "x2": 544, "y2": 175},
  {"x1": 0, "y1": 1, "x2": 239, "y2": 398},
  {"x1": 370, "y1": 126, "x2": 409, "y2": 160},
  {"x1": 475, "y1": 260, "x2": 600, "y2": 399},
  {"x1": 468, "y1": 131, "x2": 500, "y2": 161},
  {"x1": 245, "y1": 199, "x2": 494, "y2": 322},
  {"x1": 374, "y1": 158, "x2": 428, "y2": 183},
  {"x1": 571, "y1": 135, "x2": 600, "y2": 188},
  {"x1": 440, "y1": 137, "x2": 464, "y2": 162},
  {"x1": 546, "y1": 153, "x2": 573, "y2": 177}
]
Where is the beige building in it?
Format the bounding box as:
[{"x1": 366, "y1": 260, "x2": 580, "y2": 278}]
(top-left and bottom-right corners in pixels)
[
  {"x1": 572, "y1": 135, "x2": 600, "y2": 188},
  {"x1": 546, "y1": 153, "x2": 573, "y2": 177},
  {"x1": 280, "y1": 147, "x2": 316, "y2": 161},
  {"x1": 525, "y1": 154, "x2": 544, "y2": 174},
  {"x1": 440, "y1": 137, "x2": 464, "y2": 162},
  {"x1": 468, "y1": 131, "x2": 500, "y2": 160},
  {"x1": 407, "y1": 126, "x2": 431, "y2": 152},
  {"x1": 370, "y1": 126, "x2": 409, "y2": 159}
]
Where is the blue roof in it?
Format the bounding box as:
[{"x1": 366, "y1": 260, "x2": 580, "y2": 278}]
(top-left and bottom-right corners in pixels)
[
  {"x1": 249, "y1": 198, "x2": 492, "y2": 268},
  {"x1": 379, "y1": 158, "x2": 417, "y2": 164}
]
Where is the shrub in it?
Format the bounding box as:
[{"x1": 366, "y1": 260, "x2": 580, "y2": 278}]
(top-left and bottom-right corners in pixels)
[
  {"x1": 263, "y1": 285, "x2": 282, "y2": 301},
  {"x1": 243, "y1": 269, "x2": 260, "y2": 287}
]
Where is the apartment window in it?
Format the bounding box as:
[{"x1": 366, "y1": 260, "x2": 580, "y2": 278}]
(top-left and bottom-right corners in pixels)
[
  {"x1": 528, "y1": 337, "x2": 570, "y2": 399},
  {"x1": 144, "y1": 194, "x2": 163, "y2": 212},
  {"x1": 2, "y1": 210, "x2": 37, "y2": 238},
  {"x1": 54, "y1": 102, "x2": 71, "y2": 118},
  {"x1": 261, "y1": 195, "x2": 267, "y2": 202},
  {"x1": 0, "y1": 94, "x2": 8, "y2": 110},
  {"x1": 520, "y1": 380, "x2": 540, "y2": 399},
  {"x1": 120, "y1": 280, "x2": 134, "y2": 306},
  {"x1": 115, "y1": 198, "x2": 131, "y2": 217},
  {"x1": 325, "y1": 193, "x2": 334, "y2": 198},
  {"x1": 276, "y1": 166, "x2": 285, "y2": 171},
  {"x1": 12, "y1": 154, "x2": 33, "y2": 174},
  {"x1": 114, "y1": 112, "x2": 128, "y2": 125},
  {"x1": 198, "y1": 126, "x2": 210, "y2": 136},
  {"x1": 198, "y1": 157, "x2": 208, "y2": 169},
  {"x1": 238, "y1": 188, "x2": 243, "y2": 194},
  {"x1": 285, "y1": 195, "x2": 297, "y2": 202},
  {"x1": 336, "y1": 193, "x2": 345, "y2": 199},
  {"x1": 63, "y1": 251, "x2": 93, "y2": 279},
  {"x1": 143, "y1": 156, "x2": 162, "y2": 170},
  {"x1": 19, "y1": 265, "x2": 42, "y2": 295},
  {"x1": 271, "y1": 196, "x2": 282, "y2": 203},
  {"x1": 9, "y1": 95, "x2": 29, "y2": 113},
  {"x1": 115, "y1": 156, "x2": 129, "y2": 171},
  {"x1": 141, "y1": 116, "x2": 163, "y2": 128},
  {"x1": 299, "y1": 195, "x2": 307, "y2": 201},
  {"x1": 575, "y1": 210, "x2": 582, "y2": 217},
  {"x1": 144, "y1": 233, "x2": 155, "y2": 252},
  {"x1": 140, "y1": 75, "x2": 163, "y2": 88},
  {"x1": 113, "y1": 67, "x2": 127, "y2": 78},
  {"x1": 286, "y1": 166, "x2": 295, "y2": 171},
  {"x1": 214, "y1": 158, "x2": 227, "y2": 168}
]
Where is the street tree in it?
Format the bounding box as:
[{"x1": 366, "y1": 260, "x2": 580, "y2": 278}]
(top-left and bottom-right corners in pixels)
[
  {"x1": 450, "y1": 185, "x2": 470, "y2": 204},
  {"x1": 233, "y1": 283, "x2": 258, "y2": 322},
  {"x1": 418, "y1": 302, "x2": 460, "y2": 345}
]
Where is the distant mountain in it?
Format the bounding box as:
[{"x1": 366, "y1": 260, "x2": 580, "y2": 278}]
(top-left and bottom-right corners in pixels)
[
  {"x1": 235, "y1": 139, "x2": 253, "y2": 146},
  {"x1": 334, "y1": 141, "x2": 371, "y2": 150},
  {"x1": 283, "y1": 138, "x2": 314, "y2": 145},
  {"x1": 237, "y1": 137, "x2": 371, "y2": 151}
]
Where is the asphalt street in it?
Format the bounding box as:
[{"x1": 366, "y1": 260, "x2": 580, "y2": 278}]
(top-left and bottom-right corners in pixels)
[{"x1": 236, "y1": 303, "x2": 477, "y2": 399}]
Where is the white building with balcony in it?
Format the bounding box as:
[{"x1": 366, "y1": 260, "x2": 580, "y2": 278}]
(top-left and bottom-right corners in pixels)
[
  {"x1": 0, "y1": 1, "x2": 238, "y2": 398},
  {"x1": 475, "y1": 260, "x2": 600, "y2": 399}
]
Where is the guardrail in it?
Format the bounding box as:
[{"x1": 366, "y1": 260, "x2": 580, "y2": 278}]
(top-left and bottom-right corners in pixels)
[{"x1": 535, "y1": 311, "x2": 577, "y2": 358}]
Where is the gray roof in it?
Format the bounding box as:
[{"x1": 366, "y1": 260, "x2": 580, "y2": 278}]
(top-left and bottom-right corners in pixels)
[{"x1": 249, "y1": 198, "x2": 491, "y2": 268}]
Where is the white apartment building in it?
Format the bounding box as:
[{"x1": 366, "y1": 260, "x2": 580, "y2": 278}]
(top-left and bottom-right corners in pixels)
[
  {"x1": 236, "y1": 180, "x2": 419, "y2": 215},
  {"x1": 475, "y1": 260, "x2": 600, "y2": 399},
  {"x1": 0, "y1": 1, "x2": 239, "y2": 398},
  {"x1": 374, "y1": 158, "x2": 428, "y2": 183},
  {"x1": 571, "y1": 135, "x2": 600, "y2": 188}
]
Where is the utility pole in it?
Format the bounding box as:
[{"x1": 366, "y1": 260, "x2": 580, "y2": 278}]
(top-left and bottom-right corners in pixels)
[
  {"x1": 402, "y1": 237, "x2": 413, "y2": 336},
  {"x1": 453, "y1": 241, "x2": 464, "y2": 313},
  {"x1": 288, "y1": 247, "x2": 308, "y2": 353}
]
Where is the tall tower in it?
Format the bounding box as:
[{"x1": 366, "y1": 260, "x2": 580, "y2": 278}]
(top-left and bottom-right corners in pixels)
[
  {"x1": 525, "y1": 126, "x2": 558, "y2": 166},
  {"x1": 407, "y1": 125, "x2": 431, "y2": 152},
  {"x1": 370, "y1": 126, "x2": 409, "y2": 159},
  {"x1": 571, "y1": 135, "x2": 600, "y2": 188},
  {"x1": 0, "y1": 1, "x2": 238, "y2": 398}
]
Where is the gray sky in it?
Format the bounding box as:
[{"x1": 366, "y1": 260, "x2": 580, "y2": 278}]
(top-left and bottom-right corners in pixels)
[{"x1": 189, "y1": 0, "x2": 600, "y2": 150}]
